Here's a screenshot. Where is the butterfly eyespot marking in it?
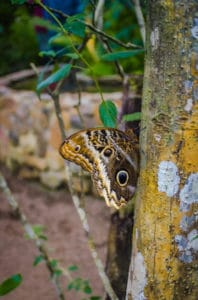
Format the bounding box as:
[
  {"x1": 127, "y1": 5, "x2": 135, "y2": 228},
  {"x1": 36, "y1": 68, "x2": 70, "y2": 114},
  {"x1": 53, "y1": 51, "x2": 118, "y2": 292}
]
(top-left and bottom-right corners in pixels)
[
  {"x1": 103, "y1": 148, "x2": 113, "y2": 157},
  {"x1": 75, "y1": 145, "x2": 81, "y2": 152},
  {"x1": 59, "y1": 127, "x2": 139, "y2": 209},
  {"x1": 116, "y1": 170, "x2": 129, "y2": 186}
]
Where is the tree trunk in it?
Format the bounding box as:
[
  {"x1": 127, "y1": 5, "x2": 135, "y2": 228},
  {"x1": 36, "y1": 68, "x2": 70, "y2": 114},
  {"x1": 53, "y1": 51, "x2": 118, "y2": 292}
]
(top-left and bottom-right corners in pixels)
[{"x1": 126, "y1": 1, "x2": 198, "y2": 299}]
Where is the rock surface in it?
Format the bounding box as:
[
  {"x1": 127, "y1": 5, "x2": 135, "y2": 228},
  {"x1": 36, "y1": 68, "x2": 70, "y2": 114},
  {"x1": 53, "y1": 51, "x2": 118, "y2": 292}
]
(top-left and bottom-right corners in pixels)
[{"x1": 0, "y1": 86, "x2": 122, "y2": 190}]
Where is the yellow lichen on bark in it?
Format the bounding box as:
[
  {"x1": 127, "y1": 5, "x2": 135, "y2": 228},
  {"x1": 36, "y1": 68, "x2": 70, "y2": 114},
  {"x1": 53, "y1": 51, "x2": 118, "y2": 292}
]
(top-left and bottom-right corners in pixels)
[
  {"x1": 128, "y1": 95, "x2": 198, "y2": 300},
  {"x1": 178, "y1": 103, "x2": 198, "y2": 174},
  {"x1": 135, "y1": 103, "x2": 198, "y2": 299},
  {"x1": 126, "y1": 1, "x2": 198, "y2": 299}
]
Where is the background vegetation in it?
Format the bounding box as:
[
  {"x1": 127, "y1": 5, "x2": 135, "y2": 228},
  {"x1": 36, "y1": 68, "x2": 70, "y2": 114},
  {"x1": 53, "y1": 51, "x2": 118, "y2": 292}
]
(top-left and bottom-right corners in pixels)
[
  {"x1": 0, "y1": 0, "x2": 144, "y2": 77},
  {"x1": 0, "y1": 0, "x2": 145, "y2": 298}
]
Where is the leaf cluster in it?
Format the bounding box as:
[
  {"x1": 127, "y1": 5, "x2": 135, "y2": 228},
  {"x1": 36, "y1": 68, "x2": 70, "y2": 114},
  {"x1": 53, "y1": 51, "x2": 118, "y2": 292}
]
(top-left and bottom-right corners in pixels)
[
  {"x1": 0, "y1": 1, "x2": 39, "y2": 75},
  {"x1": 0, "y1": 274, "x2": 23, "y2": 296}
]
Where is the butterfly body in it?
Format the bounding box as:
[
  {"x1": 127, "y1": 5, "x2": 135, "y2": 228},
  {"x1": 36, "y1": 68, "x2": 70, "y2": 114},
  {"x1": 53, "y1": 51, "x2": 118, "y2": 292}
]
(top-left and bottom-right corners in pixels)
[{"x1": 60, "y1": 128, "x2": 139, "y2": 209}]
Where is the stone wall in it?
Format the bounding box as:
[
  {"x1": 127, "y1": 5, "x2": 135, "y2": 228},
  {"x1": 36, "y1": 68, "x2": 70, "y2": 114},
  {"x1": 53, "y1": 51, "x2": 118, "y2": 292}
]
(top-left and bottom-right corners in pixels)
[{"x1": 0, "y1": 86, "x2": 122, "y2": 191}]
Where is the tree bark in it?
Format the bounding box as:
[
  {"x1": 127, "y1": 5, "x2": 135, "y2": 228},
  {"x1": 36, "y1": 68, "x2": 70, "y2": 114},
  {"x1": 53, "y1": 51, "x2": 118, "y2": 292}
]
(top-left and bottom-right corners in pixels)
[{"x1": 126, "y1": 1, "x2": 198, "y2": 299}]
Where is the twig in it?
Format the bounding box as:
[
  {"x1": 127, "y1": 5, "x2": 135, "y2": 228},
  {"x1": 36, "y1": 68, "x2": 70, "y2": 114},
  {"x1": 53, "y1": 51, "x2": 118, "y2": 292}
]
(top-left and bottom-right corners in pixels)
[
  {"x1": 90, "y1": 0, "x2": 125, "y2": 80},
  {"x1": 73, "y1": 73, "x2": 86, "y2": 128},
  {"x1": 39, "y1": 64, "x2": 118, "y2": 297},
  {"x1": 43, "y1": 6, "x2": 142, "y2": 49},
  {"x1": 0, "y1": 172, "x2": 66, "y2": 300},
  {"x1": 132, "y1": 0, "x2": 146, "y2": 45},
  {"x1": 94, "y1": 0, "x2": 105, "y2": 30},
  {"x1": 33, "y1": 1, "x2": 105, "y2": 103},
  {"x1": 63, "y1": 165, "x2": 119, "y2": 300},
  {"x1": 52, "y1": 94, "x2": 66, "y2": 140},
  {"x1": 50, "y1": 91, "x2": 118, "y2": 299},
  {"x1": 30, "y1": 3, "x2": 119, "y2": 296},
  {"x1": 0, "y1": 65, "x2": 54, "y2": 86},
  {"x1": 102, "y1": 38, "x2": 125, "y2": 79},
  {"x1": 32, "y1": 58, "x2": 118, "y2": 297}
]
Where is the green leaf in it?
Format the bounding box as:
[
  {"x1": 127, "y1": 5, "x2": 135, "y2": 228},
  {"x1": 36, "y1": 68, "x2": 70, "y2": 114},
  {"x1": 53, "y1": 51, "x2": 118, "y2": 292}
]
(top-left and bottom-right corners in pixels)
[
  {"x1": 99, "y1": 100, "x2": 117, "y2": 128},
  {"x1": 67, "y1": 265, "x2": 78, "y2": 272},
  {"x1": 102, "y1": 49, "x2": 144, "y2": 61},
  {"x1": 32, "y1": 225, "x2": 47, "y2": 240},
  {"x1": 54, "y1": 269, "x2": 62, "y2": 277},
  {"x1": 65, "y1": 21, "x2": 85, "y2": 38},
  {"x1": 67, "y1": 282, "x2": 74, "y2": 291},
  {"x1": 37, "y1": 64, "x2": 72, "y2": 92},
  {"x1": 90, "y1": 297, "x2": 102, "y2": 300},
  {"x1": 10, "y1": 0, "x2": 26, "y2": 4},
  {"x1": 39, "y1": 50, "x2": 56, "y2": 58},
  {"x1": 83, "y1": 282, "x2": 92, "y2": 294},
  {"x1": 65, "y1": 53, "x2": 79, "y2": 59},
  {"x1": 32, "y1": 16, "x2": 59, "y2": 33},
  {"x1": 64, "y1": 14, "x2": 85, "y2": 38},
  {"x1": 89, "y1": 61, "x2": 113, "y2": 76},
  {"x1": 0, "y1": 274, "x2": 22, "y2": 296},
  {"x1": 67, "y1": 278, "x2": 82, "y2": 291},
  {"x1": 50, "y1": 259, "x2": 58, "y2": 269},
  {"x1": 66, "y1": 13, "x2": 85, "y2": 23},
  {"x1": 33, "y1": 255, "x2": 45, "y2": 266},
  {"x1": 122, "y1": 112, "x2": 141, "y2": 122},
  {"x1": 49, "y1": 33, "x2": 71, "y2": 47},
  {"x1": 39, "y1": 235, "x2": 48, "y2": 240}
]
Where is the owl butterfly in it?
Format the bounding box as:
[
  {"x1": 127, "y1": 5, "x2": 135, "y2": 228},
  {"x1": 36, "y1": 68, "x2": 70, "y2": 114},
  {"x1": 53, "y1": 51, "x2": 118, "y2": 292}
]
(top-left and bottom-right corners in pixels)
[{"x1": 59, "y1": 128, "x2": 139, "y2": 209}]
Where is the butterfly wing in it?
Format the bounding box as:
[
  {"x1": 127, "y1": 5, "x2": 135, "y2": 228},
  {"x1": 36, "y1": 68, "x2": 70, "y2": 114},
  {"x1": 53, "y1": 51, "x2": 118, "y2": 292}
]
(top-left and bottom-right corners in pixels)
[{"x1": 59, "y1": 128, "x2": 139, "y2": 209}]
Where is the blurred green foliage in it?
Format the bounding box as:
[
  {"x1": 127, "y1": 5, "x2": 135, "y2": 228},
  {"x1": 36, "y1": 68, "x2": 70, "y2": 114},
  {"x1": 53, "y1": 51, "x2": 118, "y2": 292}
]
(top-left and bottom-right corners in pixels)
[
  {"x1": 1, "y1": 0, "x2": 144, "y2": 76},
  {"x1": 0, "y1": 1, "x2": 39, "y2": 75},
  {"x1": 101, "y1": 0, "x2": 144, "y2": 74}
]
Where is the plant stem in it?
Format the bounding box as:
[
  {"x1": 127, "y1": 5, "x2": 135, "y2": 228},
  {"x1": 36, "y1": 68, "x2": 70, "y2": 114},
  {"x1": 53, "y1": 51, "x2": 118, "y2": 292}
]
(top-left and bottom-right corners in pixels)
[
  {"x1": 31, "y1": 3, "x2": 119, "y2": 296},
  {"x1": 35, "y1": 0, "x2": 65, "y2": 33},
  {"x1": 35, "y1": 0, "x2": 105, "y2": 102},
  {"x1": 51, "y1": 92, "x2": 118, "y2": 299},
  {"x1": 132, "y1": 0, "x2": 145, "y2": 45},
  {"x1": 53, "y1": 94, "x2": 66, "y2": 140},
  {"x1": 46, "y1": 7, "x2": 142, "y2": 49},
  {"x1": 64, "y1": 168, "x2": 119, "y2": 300},
  {"x1": 0, "y1": 172, "x2": 66, "y2": 300}
]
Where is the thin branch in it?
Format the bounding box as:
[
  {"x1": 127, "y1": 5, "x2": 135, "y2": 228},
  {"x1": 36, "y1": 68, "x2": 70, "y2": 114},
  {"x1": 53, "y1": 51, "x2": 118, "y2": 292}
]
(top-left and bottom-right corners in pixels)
[
  {"x1": 132, "y1": 0, "x2": 146, "y2": 45},
  {"x1": 81, "y1": 20, "x2": 142, "y2": 49},
  {"x1": 50, "y1": 91, "x2": 118, "y2": 298},
  {"x1": 30, "y1": 63, "x2": 118, "y2": 297},
  {"x1": 31, "y1": 63, "x2": 66, "y2": 140},
  {"x1": 34, "y1": 1, "x2": 105, "y2": 103},
  {"x1": 47, "y1": 85, "x2": 118, "y2": 299},
  {"x1": 90, "y1": 0, "x2": 125, "y2": 80},
  {"x1": 73, "y1": 73, "x2": 86, "y2": 128},
  {"x1": 30, "y1": 4, "x2": 119, "y2": 296},
  {"x1": 0, "y1": 172, "x2": 66, "y2": 300},
  {"x1": 102, "y1": 38, "x2": 125, "y2": 79},
  {"x1": 94, "y1": 0, "x2": 105, "y2": 29},
  {"x1": 63, "y1": 165, "x2": 119, "y2": 300},
  {"x1": 52, "y1": 94, "x2": 66, "y2": 140},
  {"x1": 44, "y1": 6, "x2": 142, "y2": 49}
]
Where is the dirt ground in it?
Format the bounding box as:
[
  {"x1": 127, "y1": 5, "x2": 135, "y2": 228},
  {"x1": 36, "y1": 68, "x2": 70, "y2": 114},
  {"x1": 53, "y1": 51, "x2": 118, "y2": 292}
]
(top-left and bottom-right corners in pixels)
[{"x1": 0, "y1": 165, "x2": 110, "y2": 300}]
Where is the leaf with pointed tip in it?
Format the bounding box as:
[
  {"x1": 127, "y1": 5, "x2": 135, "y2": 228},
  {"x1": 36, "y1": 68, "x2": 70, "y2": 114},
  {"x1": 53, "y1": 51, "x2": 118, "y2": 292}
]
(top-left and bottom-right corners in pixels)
[
  {"x1": 122, "y1": 112, "x2": 141, "y2": 122},
  {"x1": 33, "y1": 255, "x2": 45, "y2": 266},
  {"x1": 0, "y1": 274, "x2": 22, "y2": 296},
  {"x1": 11, "y1": 0, "x2": 26, "y2": 4},
  {"x1": 37, "y1": 64, "x2": 71, "y2": 93},
  {"x1": 99, "y1": 100, "x2": 117, "y2": 128},
  {"x1": 102, "y1": 49, "x2": 144, "y2": 61}
]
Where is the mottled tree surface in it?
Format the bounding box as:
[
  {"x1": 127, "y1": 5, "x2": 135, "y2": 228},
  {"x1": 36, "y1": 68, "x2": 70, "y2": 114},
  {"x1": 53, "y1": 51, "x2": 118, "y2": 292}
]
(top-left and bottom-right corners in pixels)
[{"x1": 127, "y1": 1, "x2": 198, "y2": 299}]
